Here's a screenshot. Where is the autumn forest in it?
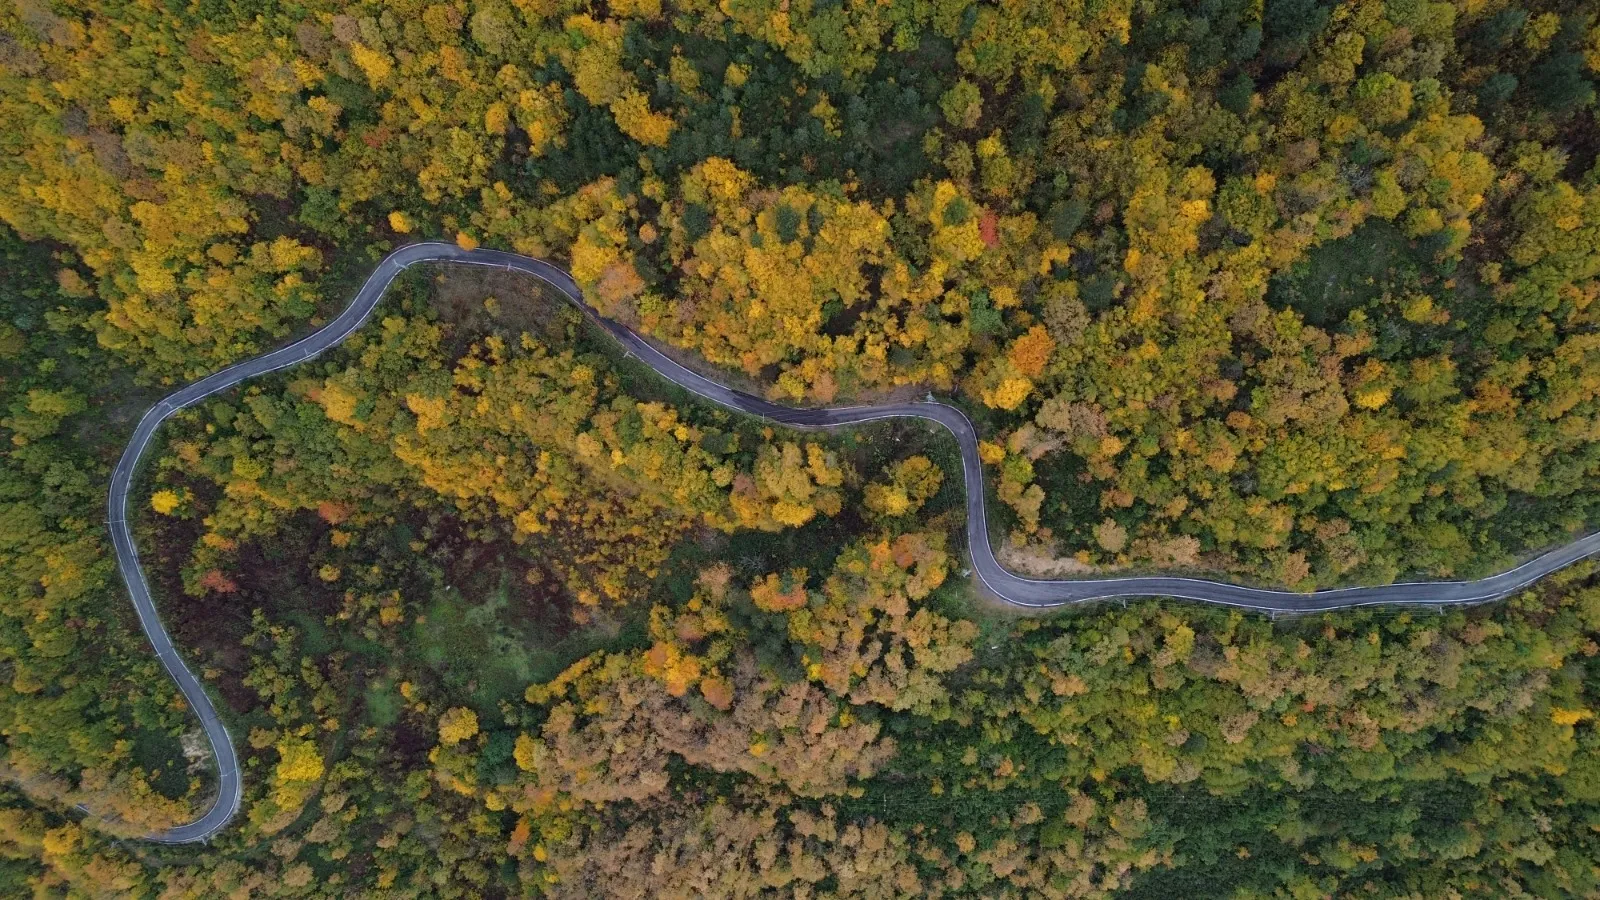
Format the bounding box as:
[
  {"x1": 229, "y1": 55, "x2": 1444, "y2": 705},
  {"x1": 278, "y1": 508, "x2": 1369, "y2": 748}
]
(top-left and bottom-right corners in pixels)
[{"x1": 2, "y1": 0, "x2": 1600, "y2": 896}]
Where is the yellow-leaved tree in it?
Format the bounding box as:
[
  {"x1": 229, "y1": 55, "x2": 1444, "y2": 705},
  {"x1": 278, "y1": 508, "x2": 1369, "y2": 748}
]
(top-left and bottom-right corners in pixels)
[
  {"x1": 438, "y1": 707, "x2": 480, "y2": 746},
  {"x1": 864, "y1": 456, "x2": 944, "y2": 518}
]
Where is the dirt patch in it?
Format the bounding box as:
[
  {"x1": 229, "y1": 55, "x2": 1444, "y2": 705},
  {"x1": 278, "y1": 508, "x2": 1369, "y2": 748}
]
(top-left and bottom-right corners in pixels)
[{"x1": 498, "y1": 559, "x2": 579, "y2": 641}]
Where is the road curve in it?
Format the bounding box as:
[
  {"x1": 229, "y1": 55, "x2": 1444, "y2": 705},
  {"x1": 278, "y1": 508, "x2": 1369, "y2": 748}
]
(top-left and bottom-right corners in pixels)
[{"x1": 111, "y1": 241, "x2": 1600, "y2": 841}]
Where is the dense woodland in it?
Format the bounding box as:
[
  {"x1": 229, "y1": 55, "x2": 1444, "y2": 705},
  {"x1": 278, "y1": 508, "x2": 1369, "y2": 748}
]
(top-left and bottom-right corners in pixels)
[{"x1": 1, "y1": 0, "x2": 1599, "y2": 895}]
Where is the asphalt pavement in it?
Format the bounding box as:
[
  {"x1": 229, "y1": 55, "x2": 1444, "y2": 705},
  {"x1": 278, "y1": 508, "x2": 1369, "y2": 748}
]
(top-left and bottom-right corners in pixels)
[{"x1": 110, "y1": 242, "x2": 1600, "y2": 842}]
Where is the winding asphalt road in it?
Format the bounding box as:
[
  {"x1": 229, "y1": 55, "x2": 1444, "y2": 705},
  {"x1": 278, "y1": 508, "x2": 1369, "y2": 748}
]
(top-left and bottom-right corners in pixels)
[{"x1": 111, "y1": 241, "x2": 1600, "y2": 842}]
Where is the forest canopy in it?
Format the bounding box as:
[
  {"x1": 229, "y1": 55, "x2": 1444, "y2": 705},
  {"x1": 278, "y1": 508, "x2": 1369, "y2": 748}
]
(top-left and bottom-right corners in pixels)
[{"x1": 0, "y1": 0, "x2": 1598, "y2": 896}]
